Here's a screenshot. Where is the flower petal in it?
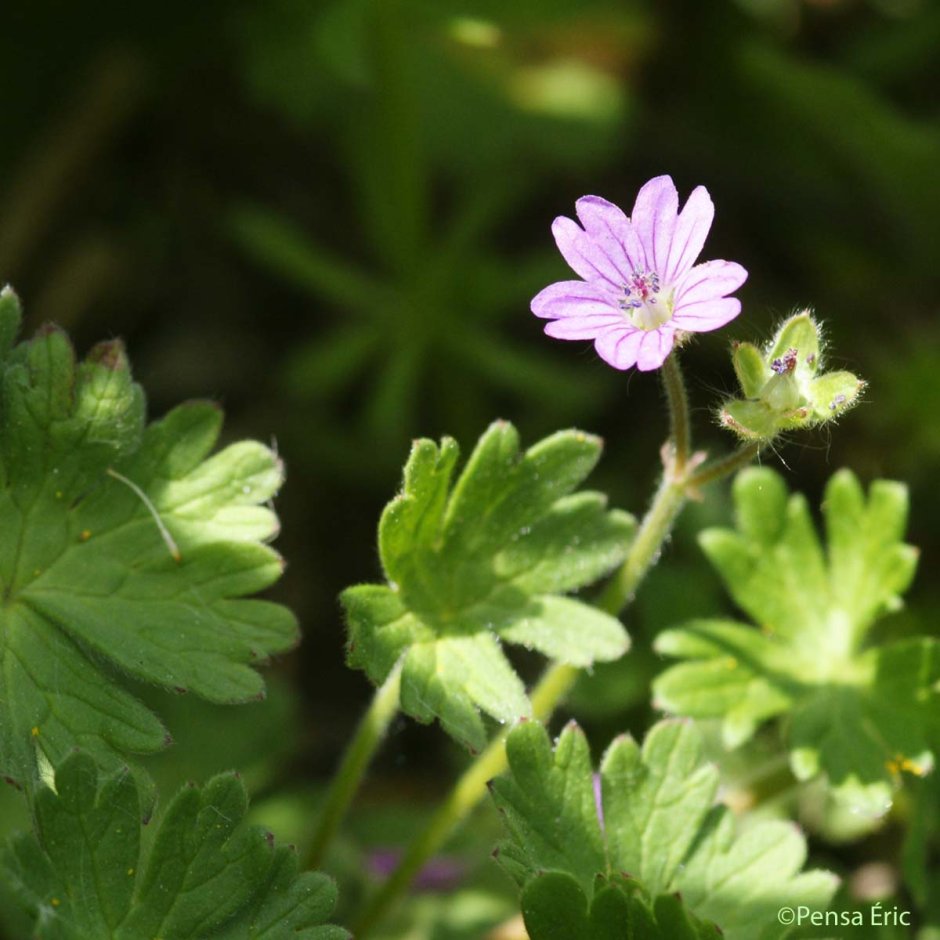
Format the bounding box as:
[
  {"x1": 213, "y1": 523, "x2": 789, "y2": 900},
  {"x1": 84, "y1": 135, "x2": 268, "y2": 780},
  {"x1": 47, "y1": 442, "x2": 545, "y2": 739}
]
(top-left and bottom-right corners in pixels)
[
  {"x1": 551, "y1": 216, "x2": 623, "y2": 287},
  {"x1": 544, "y1": 315, "x2": 626, "y2": 340},
  {"x1": 675, "y1": 260, "x2": 748, "y2": 307},
  {"x1": 575, "y1": 195, "x2": 646, "y2": 274},
  {"x1": 672, "y1": 297, "x2": 742, "y2": 332},
  {"x1": 531, "y1": 279, "x2": 618, "y2": 320},
  {"x1": 594, "y1": 326, "x2": 644, "y2": 370},
  {"x1": 630, "y1": 175, "x2": 679, "y2": 277},
  {"x1": 663, "y1": 185, "x2": 714, "y2": 283},
  {"x1": 636, "y1": 328, "x2": 676, "y2": 370}
]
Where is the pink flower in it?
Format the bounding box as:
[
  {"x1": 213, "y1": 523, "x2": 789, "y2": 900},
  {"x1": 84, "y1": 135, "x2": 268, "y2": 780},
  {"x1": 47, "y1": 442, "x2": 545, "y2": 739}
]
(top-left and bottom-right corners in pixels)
[{"x1": 531, "y1": 175, "x2": 747, "y2": 371}]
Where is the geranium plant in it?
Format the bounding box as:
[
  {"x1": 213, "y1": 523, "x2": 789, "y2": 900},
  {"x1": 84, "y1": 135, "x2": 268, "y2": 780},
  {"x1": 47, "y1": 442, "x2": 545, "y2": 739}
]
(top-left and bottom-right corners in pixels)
[{"x1": 0, "y1": 175, "x2": 935, "y2": 940}]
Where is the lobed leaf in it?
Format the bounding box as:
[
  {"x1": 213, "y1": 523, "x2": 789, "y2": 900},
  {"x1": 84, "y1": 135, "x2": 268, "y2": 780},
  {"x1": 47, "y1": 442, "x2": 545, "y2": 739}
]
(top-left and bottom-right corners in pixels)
[
  {"x1": 654, "y1": 467, "x2": 937, "y2": 815},
  {"x1": 0, "y1": 752, "x2": 348, "y2": 939},
  {"x1": 0, "y1": 291, "x2": 297, "y2": 786},
  {"x1": 492, "y1": 719, "x2": 836, "y2": 940},
  {"x1": 343, "y1": 421, "x2": 635, "y2": 750}
]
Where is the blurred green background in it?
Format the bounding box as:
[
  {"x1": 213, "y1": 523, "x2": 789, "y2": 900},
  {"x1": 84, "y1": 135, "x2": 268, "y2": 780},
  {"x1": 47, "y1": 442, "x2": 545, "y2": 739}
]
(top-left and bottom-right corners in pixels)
[{"x1": 1, "y1": 0, "x2": 938, "y2": 935}]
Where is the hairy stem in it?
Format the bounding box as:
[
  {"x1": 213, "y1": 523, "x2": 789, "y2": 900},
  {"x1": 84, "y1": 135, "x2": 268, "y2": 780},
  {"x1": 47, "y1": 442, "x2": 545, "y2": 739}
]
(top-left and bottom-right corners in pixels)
[
  {"x1": 688, "y1": 442, "x2": 761, "y2": 489},
  {"x1": 595, "y1": 472, "x2": 687, "y2": 615},
  {"x1": 304, "y1": 660, "x2": 403, "y2": 870},
  {"x1": 661, "y1": 350, "x2": 691, "y2": 472}
]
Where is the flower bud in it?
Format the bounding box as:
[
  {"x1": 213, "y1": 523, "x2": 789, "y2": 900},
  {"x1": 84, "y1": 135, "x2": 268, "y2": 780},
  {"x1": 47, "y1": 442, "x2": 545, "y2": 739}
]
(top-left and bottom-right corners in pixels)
[{"x1": 719, "y1": 312, "x2": 864, "y2": 441}]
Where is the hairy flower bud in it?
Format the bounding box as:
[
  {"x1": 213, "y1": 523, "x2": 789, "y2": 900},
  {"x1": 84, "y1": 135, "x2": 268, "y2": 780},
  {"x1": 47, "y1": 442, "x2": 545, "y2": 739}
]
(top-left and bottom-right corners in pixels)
[{"x1": 719, "y1": 312, "x2": 864, "y2": 441}]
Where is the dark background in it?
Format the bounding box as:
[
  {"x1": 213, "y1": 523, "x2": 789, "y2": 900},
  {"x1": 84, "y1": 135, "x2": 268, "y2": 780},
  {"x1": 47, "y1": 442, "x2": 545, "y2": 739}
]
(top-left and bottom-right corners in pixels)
[{"x1": 1, "y1": 0, "x2": 938, "y2": 935}]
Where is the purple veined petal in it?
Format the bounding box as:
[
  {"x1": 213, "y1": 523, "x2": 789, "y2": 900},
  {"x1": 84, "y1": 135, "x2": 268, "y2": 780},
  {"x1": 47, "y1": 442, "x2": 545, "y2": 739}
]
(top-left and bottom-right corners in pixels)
[
  {"x1": 672, "y1": 296, "x2": 742, "y2": 332},
  {"x1": 662, "y1": 185, "x2": 714, "y2": 284},
  {"x1": 551, "y1": 216, "x2": 624, "y2": 288},
  {"x1": 544, "y1": 314, "x2": 627, "y2": 340},
  {"x1": 531, "y1": 279, "x2": 619, "y2": 320},
  {"x1": 636, "y1": 327, "x2": 676, "y2": 370},
  {"x1": 630, "y1": 175, "x2": 679, "y2": 277},
  {"x1": 675, "y1": 260, "x2": 748, "y2": 307},
  {"x1": 594, "y1": 325, "x2": 644, "y2": 370},
  {"x1": 575, "y1": 195, "x2": 647, "y2": 276}
]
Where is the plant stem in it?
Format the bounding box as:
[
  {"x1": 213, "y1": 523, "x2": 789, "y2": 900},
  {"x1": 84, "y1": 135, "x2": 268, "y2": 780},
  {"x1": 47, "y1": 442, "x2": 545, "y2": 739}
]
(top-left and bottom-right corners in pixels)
[
  {"x1": 354, "y1": 413, "x2": 695, "y2": 936},
  {"x1": 688, "y1": 442, "x2": 760, "y2": 489},
  {"x1": 304, "y1": 660, "x2": 403, "y2": 870},
  {"x1": 353, "y1": 661, "x2": 579, "y2": 939},
  {"x1": 595, "y1": 472, "x2": 687, "y2": 616},
  {"x1": 353, "y1": 354, "x2": 759, "y2": 936},
  {"x1": 661, "y1": 351, "x2": 691, "y2": 471}
]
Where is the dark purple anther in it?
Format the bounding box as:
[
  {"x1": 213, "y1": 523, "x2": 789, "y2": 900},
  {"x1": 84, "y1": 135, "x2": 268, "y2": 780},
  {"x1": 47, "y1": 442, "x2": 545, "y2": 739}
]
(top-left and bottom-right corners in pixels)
[{"x1": 770, "y1": 347, "x2": 799, "y2": 375}]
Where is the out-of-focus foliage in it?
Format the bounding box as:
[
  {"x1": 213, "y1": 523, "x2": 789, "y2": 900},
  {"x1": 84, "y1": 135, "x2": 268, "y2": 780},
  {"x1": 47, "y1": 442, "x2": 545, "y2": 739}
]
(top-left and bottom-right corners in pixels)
[
  {"x1": 1, "y1": 753, "x2": 348, "y2": 939},
  {"x1": 654, "y1": 467, "x2": 937, "y2": 816}
]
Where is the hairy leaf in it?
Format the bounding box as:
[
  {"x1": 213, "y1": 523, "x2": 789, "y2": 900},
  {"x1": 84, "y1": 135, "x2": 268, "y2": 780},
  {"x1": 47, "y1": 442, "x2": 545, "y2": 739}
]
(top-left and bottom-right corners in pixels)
[
  {"x1": 0, "y1": 751, "x2": 347, "y2": 939},
  {"x1": 492, "y1": 720, "x2": 836, "y2": 940},
  {"x1": 342, "y1": 421, "x2": 634, "y2": 749},
  {"x1": 0, "y1": 290, "x2": 297, "y2": 785},
  {"x1": 654, "y1": 467, "x2": 937, "y2": 815}
]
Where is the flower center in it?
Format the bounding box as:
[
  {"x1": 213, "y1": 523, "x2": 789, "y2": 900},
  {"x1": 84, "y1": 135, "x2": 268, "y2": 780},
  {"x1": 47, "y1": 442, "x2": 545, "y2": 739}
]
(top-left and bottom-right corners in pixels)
[{"x1": 619, "y1": 270, "x2": 672, "y2": 330}]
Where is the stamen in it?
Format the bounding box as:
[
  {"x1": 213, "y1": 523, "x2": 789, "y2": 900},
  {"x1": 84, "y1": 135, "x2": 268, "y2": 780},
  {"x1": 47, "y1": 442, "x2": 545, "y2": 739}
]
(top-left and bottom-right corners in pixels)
[
  {"x1": 619, "y1": 270, "x2": 662, "y2": 310},
  {"x1": 770, "y1": 347, "x2": 799, "y2": 375}
]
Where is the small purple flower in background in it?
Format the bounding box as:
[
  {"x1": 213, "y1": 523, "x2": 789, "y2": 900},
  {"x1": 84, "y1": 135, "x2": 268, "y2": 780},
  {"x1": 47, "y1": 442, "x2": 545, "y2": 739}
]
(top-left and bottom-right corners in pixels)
[
  {"x1": 367, "y1": 848, "x2": 465, "y2": 892},
  {"x1": 531, "y1": 175, "x2": 748, "y2": 371}
]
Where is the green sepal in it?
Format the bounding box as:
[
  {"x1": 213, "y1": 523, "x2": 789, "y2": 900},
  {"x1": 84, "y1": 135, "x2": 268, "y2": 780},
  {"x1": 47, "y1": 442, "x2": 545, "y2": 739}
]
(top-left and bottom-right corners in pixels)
[
  {"x1": 731, "y1": 342, "x2": 767, "y2": 399},
  {"x1": 0, "y1": 752, "x2": 349, "y2": 939},
  {"x1": 808, "y1": 369, "x2": 866, "y2": 421},
  {"x1": 492, "y1": 719, "x2": 837, "y2": 940},
  {"x1": 654, "y1": 467, "x2": 937, "y2": 815},
  {"x1": 767, "y1": 312, "x2": 819, "y2": 372},
  {"x1": 719, "y1": 312, "x2": 864, "y2": 441},
  {"x1": 342, "y1": 421, "x2": 634, "y2": 750}
]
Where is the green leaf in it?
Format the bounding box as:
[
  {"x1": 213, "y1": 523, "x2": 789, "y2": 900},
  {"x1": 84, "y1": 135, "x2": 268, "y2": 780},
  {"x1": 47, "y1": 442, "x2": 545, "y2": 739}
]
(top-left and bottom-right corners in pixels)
[
  {"x1": 492, "y1": 720, "x2": 836, "y2": 940},
  {"x1": 0, "y1": 752, "x2": 348, "y2": 939},
  {"x1": 719, "y1": 312, "x2": 865, "y2": 441},
  {"x1": 343, "y1": 421, "x2": 634, "y2": 749},
  {"x1": 654, "y1": 467, "x2": 937, "y2": 815},
  {"x1": 519, "y1": 871, "x2": 722, "y2": 940},
  {"x1": 492, "y1": 721, "x2": 606, "y2": 897},
  {"x1": 0, "y1": 299, "x2": 297, "y2": 785}
]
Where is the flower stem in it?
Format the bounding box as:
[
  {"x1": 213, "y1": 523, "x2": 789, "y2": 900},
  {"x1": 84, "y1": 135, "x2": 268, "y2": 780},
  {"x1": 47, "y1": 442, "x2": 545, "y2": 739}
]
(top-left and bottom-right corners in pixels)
[
  {"x1": 688, "y1": 442, "x2": 760, "y2": 489},
  {"x1": 595, "y1": 472, "x2": 687, "y2": 616},
  {"x1": 661, "y1": 351, "x2": 691, "y2": 471},
  {"x1": 352, "y1": 356, "x2": 759, "y2": 936},
  {"x1": 303, "y1": 660, "x2": 403, "y2": 870}
]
